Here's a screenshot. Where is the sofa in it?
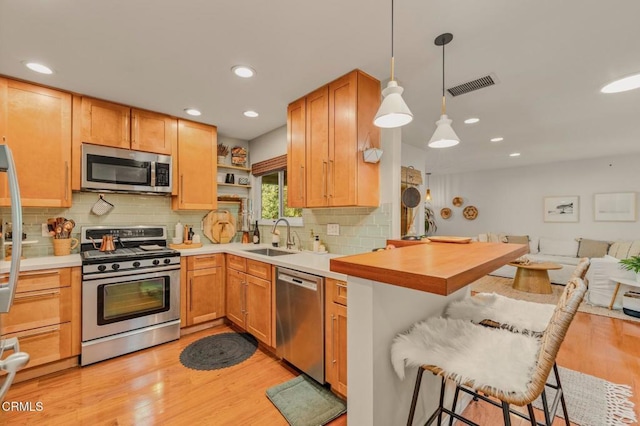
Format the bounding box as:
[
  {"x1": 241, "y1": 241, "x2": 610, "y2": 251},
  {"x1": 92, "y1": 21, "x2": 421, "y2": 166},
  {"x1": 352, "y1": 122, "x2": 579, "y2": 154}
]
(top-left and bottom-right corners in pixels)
[{"x1": 479, "y1": 233, "x2": 640, "y2": 309}]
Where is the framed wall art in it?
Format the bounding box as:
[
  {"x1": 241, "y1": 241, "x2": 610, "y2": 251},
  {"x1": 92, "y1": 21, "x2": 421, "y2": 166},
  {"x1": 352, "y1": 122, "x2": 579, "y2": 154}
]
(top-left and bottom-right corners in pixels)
[
  {"x1": 543, "y1": 196, "x2": 579, "y2": 222},
  {"x1": 594, "y1": 192, "x2": 636, "y2": 222}
]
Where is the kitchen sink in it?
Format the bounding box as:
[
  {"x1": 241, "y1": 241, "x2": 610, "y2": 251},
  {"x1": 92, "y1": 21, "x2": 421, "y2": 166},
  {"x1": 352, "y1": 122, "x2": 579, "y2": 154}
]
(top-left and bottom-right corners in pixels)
[{"x1": 244, "y1": 248, "x2": 298, "y2": 257}]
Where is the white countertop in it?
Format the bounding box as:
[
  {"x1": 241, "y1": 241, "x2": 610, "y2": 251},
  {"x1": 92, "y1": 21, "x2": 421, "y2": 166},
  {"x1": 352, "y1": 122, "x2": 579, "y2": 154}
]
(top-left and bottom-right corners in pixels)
[{"x1": 0, "y1": 243, "x2": 348, "y2": 281}]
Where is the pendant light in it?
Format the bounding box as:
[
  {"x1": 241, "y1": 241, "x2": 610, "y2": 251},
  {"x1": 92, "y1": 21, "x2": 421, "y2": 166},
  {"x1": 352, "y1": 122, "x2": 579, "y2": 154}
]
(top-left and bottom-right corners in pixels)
[
  {"x1": 425, "y1": 172, "x2": 432, "y2": 201},
  {"x1": 428, "y1": 33, "x2": 460, "y2": 148},
  {"x1": 374, "y1": 0, "x2": 413, "y2": 128}
]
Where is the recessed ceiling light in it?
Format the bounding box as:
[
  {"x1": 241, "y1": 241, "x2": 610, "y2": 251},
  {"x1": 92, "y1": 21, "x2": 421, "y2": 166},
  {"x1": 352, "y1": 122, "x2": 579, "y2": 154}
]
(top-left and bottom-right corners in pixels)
[
  {"x1": 464, "y1": 118, "x2": 480, "y2": 124},
  {"x1": 490, "y1": 137, "x2": 504, "y2": 142},
  {"x1": 24, "y1": 62, "x2": 53, "y2": 74},
  {"x1": 601, "y1": 72, "x2": 640, "y2": 93},
  {"x1": 509, "y1": 152, "x2": 521, "y2": 157},
  {"x1": 232, "y1": 65, "x2": 256, "y2": 78},
  {"x1": 243, "y1": 110, "x2": 259, "y2": 118},
  {"x1": 184, "y1": 108, "x2": 201, "y2": 116}
]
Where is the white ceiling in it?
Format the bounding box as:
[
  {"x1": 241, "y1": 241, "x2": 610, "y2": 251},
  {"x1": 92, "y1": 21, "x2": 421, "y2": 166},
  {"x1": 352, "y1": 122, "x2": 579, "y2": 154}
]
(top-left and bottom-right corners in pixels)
[{"x1": 1, "y1": 0, "x2": 639, "y2": 174}]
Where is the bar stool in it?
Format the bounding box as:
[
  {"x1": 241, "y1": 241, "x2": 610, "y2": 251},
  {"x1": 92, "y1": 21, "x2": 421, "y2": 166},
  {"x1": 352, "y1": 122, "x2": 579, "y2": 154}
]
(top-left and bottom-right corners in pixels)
[{"x1": 391, "y1": 277, "x2": 586, "y2": 426}]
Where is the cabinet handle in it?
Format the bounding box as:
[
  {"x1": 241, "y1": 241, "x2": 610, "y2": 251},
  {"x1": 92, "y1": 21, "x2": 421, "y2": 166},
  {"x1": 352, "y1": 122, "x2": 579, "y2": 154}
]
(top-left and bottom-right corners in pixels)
[
  {"x1": 243, "y1": 282, "x2": 248, "y2": 317},
  {"x1": 335, "y1": 282, "x2": 347, "y2": 289},
  {"x1": 124, "y1": 111, "x2": 130, "y2": 145},
  {"x1": 180, "y1": 174, "x2": 184, "y2": 204},
  {"x1": 64, "y1": 161, "x2": 69, "y2": 201},
  {"x1": 189, "y1": 278, "x2": 193, "y2": 311},
  {"x1": 322, "y1": 161, "x2": 328, "y2": 198},
  {"x1": 14, "y1": 324, "x2": 60, "y2": 339},
  {"x1": 240, "y1": 281, "x2": 246, "y2": 314},
  {"x1": 331, "y1": 314, "x2": 337, "y2": 364},
  {"x1": 14, "y1": 289, "x2": 60, "y2": 301},
  {"x1": 300, "y1": 165, "x2": 304, "y2": 200}
]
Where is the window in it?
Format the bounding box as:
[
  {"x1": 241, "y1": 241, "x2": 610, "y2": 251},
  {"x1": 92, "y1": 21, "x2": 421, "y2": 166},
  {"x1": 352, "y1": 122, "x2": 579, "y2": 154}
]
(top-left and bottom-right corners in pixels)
[{"x1": 259, "y1": 170, "x2": 302, "y2": 223}]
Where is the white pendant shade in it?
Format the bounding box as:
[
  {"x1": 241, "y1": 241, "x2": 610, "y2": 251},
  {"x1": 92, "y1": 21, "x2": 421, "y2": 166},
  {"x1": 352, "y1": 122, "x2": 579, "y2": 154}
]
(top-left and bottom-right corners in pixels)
[
  {"x1": 428, "y1": 114, "x2": 460, "y2": 148},
  {"x1": 374, "y1": 81, "x2": 413, "y2": 128}
]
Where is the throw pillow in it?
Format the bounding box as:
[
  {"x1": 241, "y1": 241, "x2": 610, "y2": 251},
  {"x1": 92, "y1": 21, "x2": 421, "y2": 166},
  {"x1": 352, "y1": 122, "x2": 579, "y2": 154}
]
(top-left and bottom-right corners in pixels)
[
  {"x1": 608, "y1": 241, "x2": 640, "y2": 259},
  {"x1": 539, "y1": 237, "x2": 579, "y2": 257},
  {"x1": 487, "y1": 232, "x2": 507, "y2": 243},
  {"x1": 577, "y1": 238, "x2": 610, "y2": 258}
]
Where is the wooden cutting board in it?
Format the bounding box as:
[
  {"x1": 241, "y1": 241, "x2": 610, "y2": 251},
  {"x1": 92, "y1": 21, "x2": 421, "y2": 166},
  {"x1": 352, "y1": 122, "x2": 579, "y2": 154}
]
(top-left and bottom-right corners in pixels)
[
  {"x1": 211, "y1": 220, "x2": 235, "y2": 244},
  {"x1": 203, "y1": 210, "x2": 236, "y2": 243}
]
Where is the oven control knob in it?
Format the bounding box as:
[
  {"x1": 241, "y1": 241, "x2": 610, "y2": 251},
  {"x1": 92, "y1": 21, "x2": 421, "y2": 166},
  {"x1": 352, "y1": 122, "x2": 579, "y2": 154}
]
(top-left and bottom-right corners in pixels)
[
  {"x1": 133, "y1": 261, "x2": 141, "y2": 268},
  {"x1": 98, "y1": 265, "x2": 107, "y2": 272},
  {"x1": 153, "y1": 259, "x2": 160, "y2": 265},
  {"x1": 112, "y1": 264, "x2": 120, "y2": 271},
  {"x1": 163, "y1": 258, "x2": 171, "y2": 264}
]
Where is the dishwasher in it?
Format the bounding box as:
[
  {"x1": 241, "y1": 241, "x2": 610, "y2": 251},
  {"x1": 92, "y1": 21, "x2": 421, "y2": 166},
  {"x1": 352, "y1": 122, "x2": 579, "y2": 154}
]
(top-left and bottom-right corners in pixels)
[{"x1": 275, "y1": 267, "x2": 325, "y2": 383}]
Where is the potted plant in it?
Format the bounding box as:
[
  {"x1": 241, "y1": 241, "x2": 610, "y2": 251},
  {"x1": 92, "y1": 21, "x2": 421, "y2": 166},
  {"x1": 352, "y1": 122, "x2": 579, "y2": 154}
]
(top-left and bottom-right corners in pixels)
[
  {"x1": 424, "y1": 205, "x2": 437, "y2": 237},
  {"x1": 217, "y1": 144, "x2": 229, "y2": 165},
  {"x1": 619, "y1": 255, "x2": 640, "y2": 282}
]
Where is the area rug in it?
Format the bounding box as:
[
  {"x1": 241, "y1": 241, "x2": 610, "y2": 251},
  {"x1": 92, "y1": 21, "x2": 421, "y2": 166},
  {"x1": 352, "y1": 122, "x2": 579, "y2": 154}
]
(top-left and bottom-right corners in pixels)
[
  {"x1": 179, "y1": 332, "x2": 257, "y2": 371},
  {"x1": 266, "y1": 375, "x2": 346, "y2": 426},
  {"x1": 471, "y1": 276, "x2": 640, "y2": 324},
  {"x1": 533, "y1": 366, "x2": 637, "y2": 425}
]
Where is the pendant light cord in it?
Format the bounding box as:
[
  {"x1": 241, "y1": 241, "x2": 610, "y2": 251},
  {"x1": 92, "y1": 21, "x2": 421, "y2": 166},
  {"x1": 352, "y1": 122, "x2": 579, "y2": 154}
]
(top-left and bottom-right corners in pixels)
[
  {"x1": 441, "y1": 37, "x2": 446, "y2": 115},
  {"x1": 390, "y1": 0, "x2": 395, "y2": 81}
]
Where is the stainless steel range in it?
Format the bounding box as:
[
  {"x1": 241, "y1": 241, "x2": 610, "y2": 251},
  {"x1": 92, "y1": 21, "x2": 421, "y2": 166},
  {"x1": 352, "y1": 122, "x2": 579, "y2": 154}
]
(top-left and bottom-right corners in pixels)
[{"x1": 80, "y1": 225, "x2": 180, "y2": 366}]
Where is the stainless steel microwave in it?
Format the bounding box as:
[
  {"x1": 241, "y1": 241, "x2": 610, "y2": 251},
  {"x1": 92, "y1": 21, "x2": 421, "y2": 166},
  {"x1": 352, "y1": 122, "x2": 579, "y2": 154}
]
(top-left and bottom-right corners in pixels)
[{"x1": 81, "y1": 144, "x2": 172, "y2": 194}]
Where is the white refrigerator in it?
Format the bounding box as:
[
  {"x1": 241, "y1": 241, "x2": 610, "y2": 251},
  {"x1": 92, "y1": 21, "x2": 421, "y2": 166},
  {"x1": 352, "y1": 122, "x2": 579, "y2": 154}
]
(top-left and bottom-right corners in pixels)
[{"x1": 0, "y1": 145, "x2": 29, "y2": 400}]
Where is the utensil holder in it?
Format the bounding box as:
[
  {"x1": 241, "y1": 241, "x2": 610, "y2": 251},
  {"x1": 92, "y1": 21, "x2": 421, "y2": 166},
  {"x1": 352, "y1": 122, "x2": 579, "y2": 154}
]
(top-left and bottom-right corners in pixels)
[{"x1": 53, "y1": 238, "x2": 79, "y2": 256}]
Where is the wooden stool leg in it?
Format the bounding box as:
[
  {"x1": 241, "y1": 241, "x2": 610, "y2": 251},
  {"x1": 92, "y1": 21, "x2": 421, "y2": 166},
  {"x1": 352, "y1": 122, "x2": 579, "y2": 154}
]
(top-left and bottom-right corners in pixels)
[{"x1": 407, "y1": 367, "x2": 425, "y2": 426}]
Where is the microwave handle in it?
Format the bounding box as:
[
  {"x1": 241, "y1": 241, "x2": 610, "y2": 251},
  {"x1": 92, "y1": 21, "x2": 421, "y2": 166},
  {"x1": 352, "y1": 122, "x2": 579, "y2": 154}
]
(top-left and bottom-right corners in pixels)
[
  {"x1": 150, "y1": 161, "x2": 156, "y2": 187},
  {"x1": 0, "y1": 144, "x2": 22, "y2": 313}
]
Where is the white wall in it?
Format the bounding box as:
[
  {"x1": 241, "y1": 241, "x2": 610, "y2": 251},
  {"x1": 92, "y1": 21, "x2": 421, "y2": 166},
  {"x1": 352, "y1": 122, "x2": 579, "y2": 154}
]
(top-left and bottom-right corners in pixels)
[
  {"x1": 432, "y1": 153, "x2": 640, "y2": 241},
  {"x1": 248, "y1": 125, "x2": 287, "y2": 163}
]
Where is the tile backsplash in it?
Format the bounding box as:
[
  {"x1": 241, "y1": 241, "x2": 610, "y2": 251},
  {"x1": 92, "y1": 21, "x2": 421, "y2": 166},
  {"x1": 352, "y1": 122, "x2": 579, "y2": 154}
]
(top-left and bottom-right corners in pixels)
[{"x1": 1, "y1": 193, "x2": 391, "y2": 259}]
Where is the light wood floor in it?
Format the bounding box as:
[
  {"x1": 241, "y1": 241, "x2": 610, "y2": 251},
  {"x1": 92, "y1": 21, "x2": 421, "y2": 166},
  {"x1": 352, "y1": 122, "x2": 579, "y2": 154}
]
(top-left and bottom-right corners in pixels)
[{"x1": 3, "y1": 312, "x2": 638, "y2": 425}]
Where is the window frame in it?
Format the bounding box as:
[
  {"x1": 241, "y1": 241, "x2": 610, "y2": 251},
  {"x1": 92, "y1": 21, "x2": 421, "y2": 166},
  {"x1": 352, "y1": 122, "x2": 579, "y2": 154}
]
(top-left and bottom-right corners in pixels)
[{"x1": 254, "y1": 170, "x2": 303, "y2": 227}]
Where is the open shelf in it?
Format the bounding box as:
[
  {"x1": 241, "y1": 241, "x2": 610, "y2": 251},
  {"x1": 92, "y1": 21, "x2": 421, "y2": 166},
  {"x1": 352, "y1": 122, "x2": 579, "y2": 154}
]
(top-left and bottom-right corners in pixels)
[
  {"x1": 217, "y1": 183, "x2": 251, "y2": 188},
  {"x1": 217, "y1": 164, "x2": 250, "y2": 172}
]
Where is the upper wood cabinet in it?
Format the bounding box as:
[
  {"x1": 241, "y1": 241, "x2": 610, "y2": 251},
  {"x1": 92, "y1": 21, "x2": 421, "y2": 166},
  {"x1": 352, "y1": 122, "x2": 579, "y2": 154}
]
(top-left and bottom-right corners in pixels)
[
  {"x1": 171, "y1": 119, "x2": 217, "y2": 210},
  {"x1": 71, "y1": 96, "x2": 177, "y2": 190},
  {"x1": 78, "y1": 97, "x2": 176, "y2": 154},
  {"x1": 287, "y1": 69, "x2": 381, "y2": 208},
  {"x1": 286, "y1": 97, "x2": 306, "y2": 208},
  {"x1": 0, "y1": 78, "x2": 72, "y2": 207}
]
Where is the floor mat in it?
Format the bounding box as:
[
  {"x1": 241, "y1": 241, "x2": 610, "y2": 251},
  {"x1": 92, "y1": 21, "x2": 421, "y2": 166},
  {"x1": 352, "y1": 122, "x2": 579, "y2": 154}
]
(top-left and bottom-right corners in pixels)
[
  {"x1": 179, "y1": 332, "x2": 257, "y2": 371},
  {"x1": 266, "y1": 375, "x2": 346, "y2": 426}
]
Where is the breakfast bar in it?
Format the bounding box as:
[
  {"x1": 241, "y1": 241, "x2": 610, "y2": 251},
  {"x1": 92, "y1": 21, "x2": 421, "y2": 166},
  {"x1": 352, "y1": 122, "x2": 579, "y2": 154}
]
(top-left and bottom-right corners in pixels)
[{"x1": 330, "y1": 241, "x2": 527, "y2": 426}]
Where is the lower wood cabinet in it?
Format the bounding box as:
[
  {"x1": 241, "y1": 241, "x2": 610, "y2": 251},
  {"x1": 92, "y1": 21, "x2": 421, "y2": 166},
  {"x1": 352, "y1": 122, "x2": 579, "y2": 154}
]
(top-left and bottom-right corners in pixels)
[
  {"x1": 181, "y1": 254, "x2": 225, "y2": 327},
  {"x1": 225, "y1": 254, "x2": 272, "y2": 346},
  {"x1": 325, "y1": 278, "x2": 347, "y2": 396},
  {"x1": 0, "y1": 267, "x2": 80, "y2": 370}
]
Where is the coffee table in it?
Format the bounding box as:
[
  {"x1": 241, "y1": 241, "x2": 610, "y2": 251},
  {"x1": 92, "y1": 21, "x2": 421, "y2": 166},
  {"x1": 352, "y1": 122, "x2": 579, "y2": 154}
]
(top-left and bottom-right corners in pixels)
[
  {"x1": 607, "y1": 276, "x2": 640, "y2": 310},
  {"x1": 508, "y1": 262, "x2": 562, "y2": 294}
]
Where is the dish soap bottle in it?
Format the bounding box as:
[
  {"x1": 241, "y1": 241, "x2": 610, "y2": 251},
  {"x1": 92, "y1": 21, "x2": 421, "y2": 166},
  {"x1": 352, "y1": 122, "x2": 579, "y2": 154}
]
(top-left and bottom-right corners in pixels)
[
  {"x1": 252, "y1": 221, "x2": 260, "y2": 244},
  {"x1": 313, "y1": 235, "x2": 320, "y2": 252}
]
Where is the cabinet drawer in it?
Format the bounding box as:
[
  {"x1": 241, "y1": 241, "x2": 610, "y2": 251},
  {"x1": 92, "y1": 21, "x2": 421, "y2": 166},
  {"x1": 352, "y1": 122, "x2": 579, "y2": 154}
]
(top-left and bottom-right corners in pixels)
[
  {"x1": 227, "y1": 254, "x2": 247, "y2": 272},
  {"x1": 329, "y1": 278, "x2": 347, "y2": 306},
  {"x1": 1, "y1": 286, "x2": 72, "y2": 334},
  {"x1": 3, "y1": 322, "x2": 73, "y2": 369},
  {"x1": 187, "y1": 254, "x2": 222, "y2": 270},
  {"x1": 0, "y1": 268, "x2": 71, "y2": 293},
  {"x1": 246, "y1": 259, "x2": 271, "y2": 281}
]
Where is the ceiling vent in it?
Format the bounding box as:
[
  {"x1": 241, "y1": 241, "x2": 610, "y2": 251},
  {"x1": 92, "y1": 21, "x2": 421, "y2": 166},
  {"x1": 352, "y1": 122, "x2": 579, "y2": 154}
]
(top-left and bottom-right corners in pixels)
[{"x1": 447, "y1": 74, "x2": 497, "y2": 97}]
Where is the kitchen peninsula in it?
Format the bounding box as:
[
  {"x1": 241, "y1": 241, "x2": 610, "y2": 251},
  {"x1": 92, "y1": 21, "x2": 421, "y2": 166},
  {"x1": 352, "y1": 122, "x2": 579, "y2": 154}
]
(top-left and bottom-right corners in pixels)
[{"x1": 330, "y1": 241, "x2": 528, "y2": 425}]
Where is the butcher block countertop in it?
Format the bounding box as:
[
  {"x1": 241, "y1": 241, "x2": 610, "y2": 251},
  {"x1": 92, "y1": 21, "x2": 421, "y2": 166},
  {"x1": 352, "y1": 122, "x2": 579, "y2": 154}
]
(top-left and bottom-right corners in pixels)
[{"x1": 329, "y1": 241, "x2": 528, "y2": 295}]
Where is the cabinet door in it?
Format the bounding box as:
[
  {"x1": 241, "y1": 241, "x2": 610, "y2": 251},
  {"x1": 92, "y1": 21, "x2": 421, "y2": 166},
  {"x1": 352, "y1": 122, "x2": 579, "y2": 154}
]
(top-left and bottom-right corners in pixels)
[
  {"x1": 328, "y1": 72, "x2": 357, "y2": 206},
  {"x1": 287, "y1": 98, "x2": 306, "y2": 208},
  {"x1": 305, "y1": 86, "x2": 329, "y2": 207},
  {"x1": 245, "y1": 274, "x2": 271, "y2": 346},
  {"x1": 226, "y1": 269, "x2": 246, "y2": 329},
  {"x1": 186, "y1": 267, "x2": 224, "y2": 325},
  {"x1": 325, "y1": 279, "x2": 347, "y2": 396},
  {"x1": 2, "y1": 323, "x2": 72, "y2": 369},
  {"x1": 131, "y1": 109, "x2": 176, "y2": 155},
  {"x1": 80, "y1": 97, "x2": 130, "y2": 149},
  {"x1": 0, "y1": 79, "x2": 72, "y2": 207},
  {"x1": 173, "y1": 120, "x2": 217, "y2": 210}
]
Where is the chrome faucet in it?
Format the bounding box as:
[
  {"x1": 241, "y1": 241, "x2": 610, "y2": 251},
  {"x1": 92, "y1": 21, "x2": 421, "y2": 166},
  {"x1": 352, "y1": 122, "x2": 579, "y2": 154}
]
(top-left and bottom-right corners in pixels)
[{"x1": 272, "y1": 218, "x2": 294, "y2": 249}]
